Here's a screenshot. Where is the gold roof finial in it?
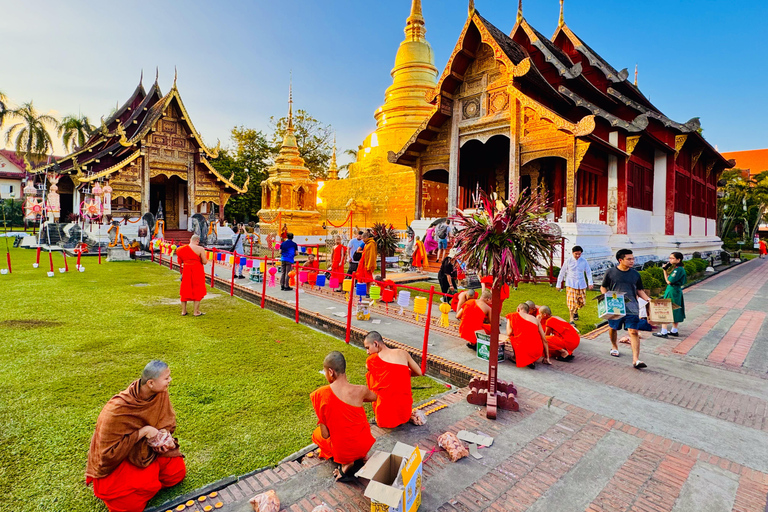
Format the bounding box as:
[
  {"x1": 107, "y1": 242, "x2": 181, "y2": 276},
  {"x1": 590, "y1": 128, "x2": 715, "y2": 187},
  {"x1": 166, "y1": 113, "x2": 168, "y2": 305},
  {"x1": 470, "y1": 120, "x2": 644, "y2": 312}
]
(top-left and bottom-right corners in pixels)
[
  {"x1": 328, "y1": 132, "x2": 339, "y2": 180},
  {"x1": 558, "y1": 0, "x2": 564, "y2": 27},
  {"x1": 469, "y1": 0, "x2": 475, "y2": 16},
  {"x1": 634, "y1": 64, "x2": 638, "y2": 86},
  {"x1": 155, "y1": 67, "x2": 159, "y2": 83},
  {"x1": 139, "y1": 69, "x2": 143, "y2": 86},
  {"x1": 288, "y1": 72, "x2": 294, "y2": 132},
  {"x1": 517, "y1": 0, "x2": 523, "y2": 23},
  {"x1": 405, "y1": 0, "x2": 426, "y2": 42},
  {"x1": 173, "y1": 66, "x2": 178, "y2": 89}
]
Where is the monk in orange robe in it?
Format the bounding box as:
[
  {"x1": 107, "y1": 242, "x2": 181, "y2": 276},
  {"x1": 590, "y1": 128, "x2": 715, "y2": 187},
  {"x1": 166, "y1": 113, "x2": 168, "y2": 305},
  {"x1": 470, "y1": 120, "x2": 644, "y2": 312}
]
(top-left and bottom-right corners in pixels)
[
  {"x1": 86, "y1": 361, "x2": 186, "y2": 512},
  {"x1": 311, "y1": 351, "x2": 377, "y2": 483},
  {"x1": 456, "y1": 290, "x2": 492, "y2": 349},
  {"x1": 480, "y1": 275, "x2": 510, "y2": 302},
  {"x1": 363, "y1": 331, "x2": 423, "y2": 428},
  {"x1": 412, "y1": 236, "x2": 427, "y2": 272},
  {"x1": 538, "y1": 305, "x2": 580, "y2": 361},
  {"x1": 176, "y1": 235, "x2": 208, "y2": 317},
  {"x1": 331, "y1": 236, "x2": 347, "y2": 291},
  {"x1": 451, "y1": 288, "x2": 476, "y2": 313},
  {"x1": 355, "y1": 232, "x2": 378, "y2": 292},
  {"x1": 305, "y1": 253, "x2": 320, "y2": 286},
  {"x1": 505, "y1": 303, "x2": 551, "y2": 369}
]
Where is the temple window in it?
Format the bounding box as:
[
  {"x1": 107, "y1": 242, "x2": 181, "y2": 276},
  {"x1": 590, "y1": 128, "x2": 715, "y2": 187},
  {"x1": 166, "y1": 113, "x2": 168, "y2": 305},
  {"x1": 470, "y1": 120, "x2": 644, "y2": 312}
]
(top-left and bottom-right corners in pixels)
[
  {"x1": 628, "y1": 160, "x2": 653, "y2": 211},
  {"x1": 577, "y1": 170, "x2": 601, "y2": 206}
]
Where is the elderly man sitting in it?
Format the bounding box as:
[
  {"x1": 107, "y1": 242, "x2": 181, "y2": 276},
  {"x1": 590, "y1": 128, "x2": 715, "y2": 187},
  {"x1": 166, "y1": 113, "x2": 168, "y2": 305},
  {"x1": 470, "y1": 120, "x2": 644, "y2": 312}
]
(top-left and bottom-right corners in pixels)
[{"x1": 86, "y1": 361, "x2": 186, "y2": 512}]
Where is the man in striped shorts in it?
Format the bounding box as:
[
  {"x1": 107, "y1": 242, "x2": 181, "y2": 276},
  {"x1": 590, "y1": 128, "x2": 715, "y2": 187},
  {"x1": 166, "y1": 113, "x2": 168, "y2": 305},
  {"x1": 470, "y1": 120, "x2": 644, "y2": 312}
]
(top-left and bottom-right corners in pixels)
[{"x1": 556, "y1": 246, "x2": 594, "y2": 325}]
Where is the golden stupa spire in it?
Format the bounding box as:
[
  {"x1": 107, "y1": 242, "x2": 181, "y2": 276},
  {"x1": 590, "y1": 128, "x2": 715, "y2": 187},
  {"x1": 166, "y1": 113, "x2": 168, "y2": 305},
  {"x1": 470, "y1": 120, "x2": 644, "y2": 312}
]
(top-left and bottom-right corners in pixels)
[
  {"x1": 328, "y1": 133, "x2": 339, "y2": 180},
  {"x1": 405, "y1": 0, "x2": 426, "y2": 42},
  {"x1": 558, "y1": 0, "x2": 564, "y2": 27},
  {"x1": 287, "y1": 73, "x2": 294, "y2": 132},
  {"x1": 517, "y1": 0, "x2": 523, "y2": 23},
  {"x1": 634, "y1": 64, "x2": 638, "y2": 86},
  {"x1": 469, "y1": 0, "x2": 475, "y2": 16}
]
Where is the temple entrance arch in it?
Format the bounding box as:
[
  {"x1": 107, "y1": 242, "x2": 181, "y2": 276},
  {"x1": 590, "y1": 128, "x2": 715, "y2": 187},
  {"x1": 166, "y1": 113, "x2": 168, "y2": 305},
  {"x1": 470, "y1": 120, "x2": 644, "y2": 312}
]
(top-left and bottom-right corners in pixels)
[
  {"x1": 150, "y1": 174, "x2": 188, "y2": 229},
  {"x1": 57, "y1": 175, "x2": 75, "y2": 222},
  {"x1": 458, "y1": 134, "x2": 509, "y2": 209},
  {"x1": 420, "y1": 168, "x2": 448, "y2": 218},
  {"x1": 521, "y1": 156, "x2": 566, "y2": 222}
]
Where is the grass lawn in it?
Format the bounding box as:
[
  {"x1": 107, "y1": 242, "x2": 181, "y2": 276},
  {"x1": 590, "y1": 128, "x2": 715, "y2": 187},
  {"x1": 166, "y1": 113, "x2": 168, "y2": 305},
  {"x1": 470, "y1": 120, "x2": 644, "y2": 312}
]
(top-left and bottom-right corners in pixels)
[
  {"x1": 405, "y1": 280, "x2": 603, "y2": 333},
  {"x1": 0, "y1": 247, "x2": 445, "y2": 512}
]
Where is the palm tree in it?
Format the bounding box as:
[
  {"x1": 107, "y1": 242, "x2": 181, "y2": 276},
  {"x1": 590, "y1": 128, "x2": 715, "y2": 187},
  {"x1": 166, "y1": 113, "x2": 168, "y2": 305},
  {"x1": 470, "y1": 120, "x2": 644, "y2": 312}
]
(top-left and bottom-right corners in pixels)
[
  {"x1": 58, "y1": 114, "x2": 95, "y2": 152},
  {"x1": 0, "y1": 90, "x2": 8, "y2": 130},
  {"x1": 3, "y1": 101, "x2": 58, "y2": 161}
]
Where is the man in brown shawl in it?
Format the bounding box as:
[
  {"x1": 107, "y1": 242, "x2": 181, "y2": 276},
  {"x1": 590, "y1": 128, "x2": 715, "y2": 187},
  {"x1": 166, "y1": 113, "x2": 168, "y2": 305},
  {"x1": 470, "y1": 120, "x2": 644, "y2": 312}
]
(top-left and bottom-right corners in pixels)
[{"x1": 86, "y1": 360, "x2": 186, "y2": 512}]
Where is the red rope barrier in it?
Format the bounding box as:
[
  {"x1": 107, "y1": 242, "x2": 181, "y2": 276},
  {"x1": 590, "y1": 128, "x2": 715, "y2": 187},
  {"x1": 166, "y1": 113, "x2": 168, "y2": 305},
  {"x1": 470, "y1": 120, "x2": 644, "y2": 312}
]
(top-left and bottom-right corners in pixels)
[{"x1": 326, "y1": 211, "x2": 352, "y2": 228}]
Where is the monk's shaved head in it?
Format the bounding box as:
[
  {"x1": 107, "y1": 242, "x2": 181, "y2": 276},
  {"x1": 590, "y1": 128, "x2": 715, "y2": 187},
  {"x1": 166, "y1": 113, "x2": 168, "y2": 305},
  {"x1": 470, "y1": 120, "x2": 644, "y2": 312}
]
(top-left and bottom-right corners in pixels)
[
  {"x1": 141, "y1": 360, "x2": 168, "y2": 385},
  {"x1": 539, "y1": 305, "x2": 552, "y2": 316},
  {"x1": 365, "y1": 331, "x2": 383, "y2": 346},
  {"x1": 466, "y1": 289, "x2": 477, "y2": 298},
  {"x1": 323, "y1": 351, "x2": 346, "y2": 375},
  {"x1": 517, "y1": 303, "x2": 530, "y2": 313},
  {"x1": 525, "y1": 300, "x2": 536, "y2": 309},
  {"x1": 190, "y1": 234, "x2": 200, "y2": 244}
]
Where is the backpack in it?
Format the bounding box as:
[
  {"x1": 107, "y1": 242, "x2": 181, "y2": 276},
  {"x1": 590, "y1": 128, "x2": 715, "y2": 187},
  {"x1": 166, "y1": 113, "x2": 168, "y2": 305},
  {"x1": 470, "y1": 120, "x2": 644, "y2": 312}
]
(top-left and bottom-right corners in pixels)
[{"x1": 436, "y1": 224, "x2": 448, "y2": 240}]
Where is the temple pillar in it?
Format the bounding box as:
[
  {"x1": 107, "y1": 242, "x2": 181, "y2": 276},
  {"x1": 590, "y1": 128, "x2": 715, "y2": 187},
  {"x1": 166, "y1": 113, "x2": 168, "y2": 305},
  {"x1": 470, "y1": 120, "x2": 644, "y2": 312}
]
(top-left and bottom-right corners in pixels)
[
  {"x1": 508, "y1": 98, "x2": 520, "y2": 203},
  {"x1": 415, "y1": 159, "x2": 423, "y2": 219},
  {"x1": 665, "y1": 151, "x2": 675, "y2": 236},
  {"x1": 187, "y1": 154, "x2": 196, "y2": 229},
  {"x1": 447, "y1": 99, "x2": 460, "y2": 215},
  {"x1": 141, "y1": 152, "x2": 150, "y2": 215},
  {"x1": 218, "y1": 191, "x2": 226, "y2": 225},
  {"x1": 565, "y1": 154, "x2": 576, "y2": 223}
]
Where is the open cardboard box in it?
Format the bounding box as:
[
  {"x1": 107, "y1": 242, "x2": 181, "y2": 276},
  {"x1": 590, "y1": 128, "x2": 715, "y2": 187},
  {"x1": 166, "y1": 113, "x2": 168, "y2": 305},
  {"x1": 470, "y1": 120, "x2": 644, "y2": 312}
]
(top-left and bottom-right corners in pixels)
[
  {"x1": 594, "y1": 291, "x2": 627, "y2": 320},
  {"x1": 356, "y1": 442, "x2": 424, "y2": 512}
]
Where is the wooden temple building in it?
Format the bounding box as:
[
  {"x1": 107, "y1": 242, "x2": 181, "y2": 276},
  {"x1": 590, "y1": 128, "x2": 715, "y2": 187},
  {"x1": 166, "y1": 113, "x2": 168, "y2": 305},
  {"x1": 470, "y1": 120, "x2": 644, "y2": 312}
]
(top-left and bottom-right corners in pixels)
[
  {"x1": 35, "y1": 73, "x2": 247, "y2": 229},
  {"x1": 319, "y1": 0, "x2": 733, "y2": 260}
]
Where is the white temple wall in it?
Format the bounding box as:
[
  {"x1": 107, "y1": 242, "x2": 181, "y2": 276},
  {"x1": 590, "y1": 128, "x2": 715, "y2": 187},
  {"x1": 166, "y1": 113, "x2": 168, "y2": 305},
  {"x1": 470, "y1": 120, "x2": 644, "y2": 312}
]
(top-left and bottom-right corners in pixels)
[
  {"x1": 627, "y1": 208, "x2": 653, "y2": 234},
  {"x1": 674, "y1": 213, "x2": 689, "y2": 236},
  {"x1": 691, "y1": 216, "x2": 706, "y2": 237},
  {"x1": 576, "y1": 206, "x2": 600, "y2": 222},
  {"x1": 651, "y1": 150, "x2": 667, "y2": 235}
]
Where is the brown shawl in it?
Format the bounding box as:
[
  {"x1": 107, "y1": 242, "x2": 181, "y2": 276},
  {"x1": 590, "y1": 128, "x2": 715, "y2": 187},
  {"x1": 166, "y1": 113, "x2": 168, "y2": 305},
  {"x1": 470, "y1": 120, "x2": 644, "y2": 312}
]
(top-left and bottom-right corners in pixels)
[
  {"x1": 86, "y1": 379, "x2": 181, "y2": 481},
  {"x1": 363, "y1": 238, "x2": 378, "y2": 272}
]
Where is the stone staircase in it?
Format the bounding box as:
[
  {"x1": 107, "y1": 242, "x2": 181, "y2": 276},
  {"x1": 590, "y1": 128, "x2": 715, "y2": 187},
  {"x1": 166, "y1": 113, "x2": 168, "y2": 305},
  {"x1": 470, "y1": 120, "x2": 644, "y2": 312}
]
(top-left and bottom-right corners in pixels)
[{"x1": 164, "y1": 230, "x2": 192, "y2": 245}]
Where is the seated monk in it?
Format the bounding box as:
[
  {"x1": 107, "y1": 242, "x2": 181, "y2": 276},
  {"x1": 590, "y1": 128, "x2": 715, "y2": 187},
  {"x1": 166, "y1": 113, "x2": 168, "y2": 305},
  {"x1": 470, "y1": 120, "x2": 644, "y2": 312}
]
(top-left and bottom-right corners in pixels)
[
  {"x1": 525, "y1": 300, "x2": 539, "y2": 318},
  {"x1": 311, "y1": 351, "x2": 377, "y2": 483},
  {"x1": 480, "y1": 275, "x2": 510, "y2": 302},
  {"x1": 456, "y1": 290, "x2": 492, "y2": 349},
  {"x1": 363, "y1": 331, "x2": 423, "y2": 428},
  {"x1": 86, "y1": 361, "x2": 186, "y2": 512},
  {"x1": 451, "y1": 288, "x2": 477, "y2": 313},
  {"x1": 505, "y1": 303, "x2": 551, "y2": 369},
  {"x1": 538, "y1": 305, "x2": 580, "y2": 362},
  {"x1": 305, "y1": 253, "x2": 320, "y2": 285}
]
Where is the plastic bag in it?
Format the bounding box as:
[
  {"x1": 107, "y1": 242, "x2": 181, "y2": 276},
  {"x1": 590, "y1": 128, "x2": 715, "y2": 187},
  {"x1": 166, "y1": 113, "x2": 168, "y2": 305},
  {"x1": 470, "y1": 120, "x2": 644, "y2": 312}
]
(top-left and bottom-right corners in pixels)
[
  {"x1": 310, "y1": 504, "x2": 334, "y2": 512},
  {"x1": 410, "y1": 409, "x2": 427, "y2": 426},
  {"x1": 250, "y1": 489, "x2": 280, "y2": 512},
  {"x1": 147, "y1": 429, "x2": 175, "y2": 451},
  {"x1": 437, "y1": 432, "x2": 469, "y2": 462}
]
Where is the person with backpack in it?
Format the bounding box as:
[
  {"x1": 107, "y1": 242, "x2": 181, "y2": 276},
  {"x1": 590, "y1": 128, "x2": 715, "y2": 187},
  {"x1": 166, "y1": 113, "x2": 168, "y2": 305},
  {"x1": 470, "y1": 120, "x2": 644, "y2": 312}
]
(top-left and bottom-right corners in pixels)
[{"x1": 435, "y1": 219, "x2": 451, "y2": 262}]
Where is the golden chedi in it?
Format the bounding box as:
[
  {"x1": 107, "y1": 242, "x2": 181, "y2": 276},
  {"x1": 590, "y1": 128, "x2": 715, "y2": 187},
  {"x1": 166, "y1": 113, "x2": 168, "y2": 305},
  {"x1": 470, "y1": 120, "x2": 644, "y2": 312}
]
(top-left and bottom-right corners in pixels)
[
  {"x1": 318, "y1": 0, "x2": 437, "y2": 229},
  {"x1": 257, "y1": 86, "x2": 322, "y2": 235}
]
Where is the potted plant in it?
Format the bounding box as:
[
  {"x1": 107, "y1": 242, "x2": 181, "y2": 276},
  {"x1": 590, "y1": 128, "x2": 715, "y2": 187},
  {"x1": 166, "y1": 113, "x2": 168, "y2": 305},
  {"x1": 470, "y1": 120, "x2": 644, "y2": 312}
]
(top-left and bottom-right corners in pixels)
[{"x1": 371, "y1": 222, "x2": 399, "y2": 279}]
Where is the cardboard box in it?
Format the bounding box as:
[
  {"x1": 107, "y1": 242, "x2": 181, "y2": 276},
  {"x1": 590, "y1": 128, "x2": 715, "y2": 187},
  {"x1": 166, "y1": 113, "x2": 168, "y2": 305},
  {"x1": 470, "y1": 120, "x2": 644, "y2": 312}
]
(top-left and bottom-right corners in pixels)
[
  {"x1": 476, "y1": 332, "x2": 504, "y2": 362},
  {"x1": 356, "y1": 442, "x2": 424, "y2": 512},
  {"x1": 648, "y1": 299, "x2": 680, "y2": 324},
  {"x1": 595, "y1": 292, "x2": 627, "y2": 320}
]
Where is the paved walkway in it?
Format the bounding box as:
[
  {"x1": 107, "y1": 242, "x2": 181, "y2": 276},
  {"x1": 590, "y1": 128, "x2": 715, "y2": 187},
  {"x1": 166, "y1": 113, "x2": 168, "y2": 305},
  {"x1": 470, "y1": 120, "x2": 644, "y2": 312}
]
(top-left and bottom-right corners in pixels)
[{"x1": 156, "y1": 257, "x2": 768, "y2": 512}]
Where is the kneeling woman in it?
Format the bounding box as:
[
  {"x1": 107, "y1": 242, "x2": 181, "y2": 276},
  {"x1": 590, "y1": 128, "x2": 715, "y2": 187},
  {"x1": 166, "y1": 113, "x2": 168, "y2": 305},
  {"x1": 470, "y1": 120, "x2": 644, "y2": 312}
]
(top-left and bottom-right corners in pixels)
[{"x1": 654, "y1": 252, "x2": 686, "y2": 338}]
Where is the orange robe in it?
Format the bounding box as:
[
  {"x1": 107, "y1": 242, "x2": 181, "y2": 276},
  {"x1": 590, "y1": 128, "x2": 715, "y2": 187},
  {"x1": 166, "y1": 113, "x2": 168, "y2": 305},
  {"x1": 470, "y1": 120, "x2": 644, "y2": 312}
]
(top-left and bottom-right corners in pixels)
[
  {"x1": 459, "y1": 299, "x2": 491, "y2": 346},
  {"x1": 761, "y1": 240, "x2": 767, "y2": 256},
  {"x1": 305, "y1": 258, "x2": 319, "y2": 285},
  {"x1": 366, "y1": 354, "x2": 413, "y2": 428},
  {"x1": 356, "y1": 239, "x2": 377, "y2": 283},
  {"x1": 506, "y1": 312, "x2": 544, "y2": 367},
  {"x1": 480, "y1": 276, "x2": 510, "y2": 301},
  {"x1": 331, "y1": 245, "x2": 347, "y2": 281},
  {"x1": 92, "y1": 457, "x2": 186, "y2": 512},
  {"x1": 176, "y1": 245, "x2": 206, "y2": 302},
  {"x1": 310, "y1": 386, "x2": 375, "y2": 465},
  {"x1": 542, "y1": 317, "x2": 580, "y2": 355},
  {"x1": 413, "y1": 240, "x2": 427, "y2": 268}
]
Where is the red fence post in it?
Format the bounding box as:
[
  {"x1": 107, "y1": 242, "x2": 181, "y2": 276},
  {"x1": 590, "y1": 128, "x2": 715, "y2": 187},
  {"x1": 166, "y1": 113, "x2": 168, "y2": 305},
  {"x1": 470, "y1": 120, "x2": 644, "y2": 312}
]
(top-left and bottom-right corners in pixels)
[
  {"x1": 230, "y1": 254, "x2": 236, "y2": 297},
  {"x1": 6, "y1": 251, "x2": 12, "y2": 274},
  {"x1": 260, "y1": 256, "x2": 268, "y2": 308},
  {"x1": 35, "y1": 246, "x2": 41, "y2": 267},
  {"x1": 63, "y1": 252, "x2": 68, "y2": 272},
  {"x1": 421, "y1": 286, "x2": 435, "y2": 375},
  {"x1": 151, "y1": 242, "x2": 154, "y2": 263},
  {"x1": 345, "y1": 277, "x2": 356, "y2": 343},
  {"x1": 48, "y1": 251, "x2": 54, "y2": 273},
  {"x1": 170, "y1": 251, "x2": 174, "y2": 271},
  {"x1": 98, "y1": 244, "x2": 102, "y2": 264},
  {"x1": 210, "y1": 249, "x2": 216, "y2": 288},
  {"x1": 295, "y1": 263, "x2": 300, "y2": 324},
  {"x1": 159, "y1": 246, "x2": 163, "y2": 266}
]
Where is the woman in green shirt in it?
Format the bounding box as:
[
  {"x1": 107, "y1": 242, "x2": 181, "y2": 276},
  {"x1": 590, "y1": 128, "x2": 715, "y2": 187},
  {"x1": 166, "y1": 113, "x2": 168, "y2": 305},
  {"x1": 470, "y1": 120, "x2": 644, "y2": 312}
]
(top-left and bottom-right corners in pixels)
[{"x1": 653, "y1": 252, "x2": 686, "y2": 338}]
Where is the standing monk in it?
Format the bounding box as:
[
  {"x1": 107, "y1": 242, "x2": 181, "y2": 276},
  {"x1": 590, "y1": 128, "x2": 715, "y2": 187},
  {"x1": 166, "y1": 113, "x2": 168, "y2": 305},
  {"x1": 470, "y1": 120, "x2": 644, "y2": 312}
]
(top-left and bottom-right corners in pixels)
[
  {"x1": 505, "y1": 303, "x2": 551, "y2": 368},
  {"x1": 355, "y1": 232, "x2": 378, "y2": 293},
  {"x1": 759, "y1": 239, "x2": 767, "y2": 259},
  {"x1": 176, "y1": 235, "x2": 208, "y2": 317},
  {"x1": 86, "y1": 361, "x2": 186, "y2": 512},
  {"x1": 456, "y1": 289, "x2": 492, "y2": 349},
  {"x1": 331, "y1": 236, "x2": 347, "y2": 291},
  {"x1": 538, "y1": 305, "x2": 579, "y2": 361},
  {"x1": 311, "y1": 352, "x2": 377, "y2": 483},
  {"x1": 363, "y1": 331, "x2": 422, "y2": 428},
  {"x1": 412, "y1": 236, "x2": 427, "y2": 272}
]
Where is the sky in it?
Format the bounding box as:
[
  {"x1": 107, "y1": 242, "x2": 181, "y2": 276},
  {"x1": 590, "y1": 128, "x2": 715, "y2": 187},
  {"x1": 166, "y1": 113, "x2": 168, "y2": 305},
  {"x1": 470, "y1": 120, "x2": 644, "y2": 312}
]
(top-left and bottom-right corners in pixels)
[{"x1": 2, "y1": 0, "x2": 767, "y2": 163}]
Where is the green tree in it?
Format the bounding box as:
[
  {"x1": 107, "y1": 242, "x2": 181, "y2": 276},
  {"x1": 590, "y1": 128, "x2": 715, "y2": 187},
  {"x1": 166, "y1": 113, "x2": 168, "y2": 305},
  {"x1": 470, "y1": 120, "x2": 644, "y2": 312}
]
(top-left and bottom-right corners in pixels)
[
  {"x1": 3, "y1": 101, "x2": 58, "y2": 160},
  {"x1": 338, "y1": 146, "x2": 362, "y2": 176},
  {"x1": 717, "y1": 169, "x2": 768, "y2": 243},
  {"x1": 0, "y1": 90, "x2": 8, "y2": 130},
  {"x1": 215, "y1": 126, "x2": 271, "y2": 223},
  {"x1": 58, "y1": 114, "x2": 95, "y2": 152},
  {"x1": 270, "y1": 109, "x2": 333, "y2": 180}
]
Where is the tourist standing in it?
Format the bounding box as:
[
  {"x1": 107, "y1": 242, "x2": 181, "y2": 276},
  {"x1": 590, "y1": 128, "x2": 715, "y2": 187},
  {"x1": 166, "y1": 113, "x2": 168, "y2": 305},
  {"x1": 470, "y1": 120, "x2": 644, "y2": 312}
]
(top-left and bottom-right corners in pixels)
[
  {"x1": 86, "y1": 361, "x2": 186, "y2": 512},
  {"x1": 601, "y1": 249, "x2": 652, "y2": 369},
  {"x1": 436, "y1": 219, "x2": 451, "y2": 261},
  {"x1": 177, "y1": 234, "x2": 208, "y2": 317},
  {"x1": 232, "y1": 224, "x2": 245, "y2": 279},
  {"x1": 556, "y1": 245, "x2": 594, "y2": 324},
  {"x1": 280, "y1": 233, "x2": 298, "y2": 291},
  {"x1": 437, "y1": 254, "x2": 458, "y2": 302},
  {"x1": 424, "y1": 226, "x2": 438, "y2": 256},
  {"x1": 347, "y1": 231, "x2": 364, "y2": 275},
  {"x1": 653, "y1": 252, "x2": 687, "y2": 339}
]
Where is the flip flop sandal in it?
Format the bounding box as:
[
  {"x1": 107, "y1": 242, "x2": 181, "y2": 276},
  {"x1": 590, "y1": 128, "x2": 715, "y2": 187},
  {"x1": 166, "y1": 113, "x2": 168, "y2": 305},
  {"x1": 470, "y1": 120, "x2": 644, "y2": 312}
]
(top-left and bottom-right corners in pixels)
[
  {"x1": 564, "y1": 354, "x2": 575, "y2": 362},
  {"x1": 194, "y1": 312, "x2": 206, "y2": 317},
  {"x1": 610, "y1": 349, "x2": 620, "y2": 357},
  {"x1": 335, "y1": 459, "x2": 364, "y2": 484},
  {"x1": 634, "y1": 361, "x2": 647, "y2": 369},
  {"x1": 180, "y1": 313, "x2": 188, "y2": 316}
]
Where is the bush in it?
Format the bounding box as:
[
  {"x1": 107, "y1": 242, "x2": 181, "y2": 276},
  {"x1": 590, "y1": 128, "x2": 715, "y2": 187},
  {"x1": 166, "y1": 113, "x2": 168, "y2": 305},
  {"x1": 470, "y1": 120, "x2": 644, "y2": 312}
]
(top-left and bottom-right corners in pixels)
[
  {"x1": 549, "y1": 266, "x2": 561, "y2": 278},
  {"x1": 639, "y1": 270, "x2": 662, "y2": 291},
  {"x1": 692, "y1": 258, "x2": 708, "y2": 272},
  {"x1": 692, "y1": 251, "x2": 702, "y2": 259},
  {"x1": 645, "y1": 266, "x2": 664, "y2": 283},
  {"x1": 683, "y1": 261, "x2": 698, "y2": 277}
]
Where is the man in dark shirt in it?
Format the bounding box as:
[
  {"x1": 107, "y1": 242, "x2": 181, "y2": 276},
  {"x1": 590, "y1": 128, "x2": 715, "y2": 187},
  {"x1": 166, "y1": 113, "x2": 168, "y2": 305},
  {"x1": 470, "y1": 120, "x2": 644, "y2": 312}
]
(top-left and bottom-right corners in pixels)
[
  {"x1": 437, "y1": 253, "x2": 458, "y2": 303},
  {"x1": 280, "y1": 233, "x2": 298, "y2": 291},
  {"x1": 601, "y1": 249, "x2": 652, "y2": 369}
]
